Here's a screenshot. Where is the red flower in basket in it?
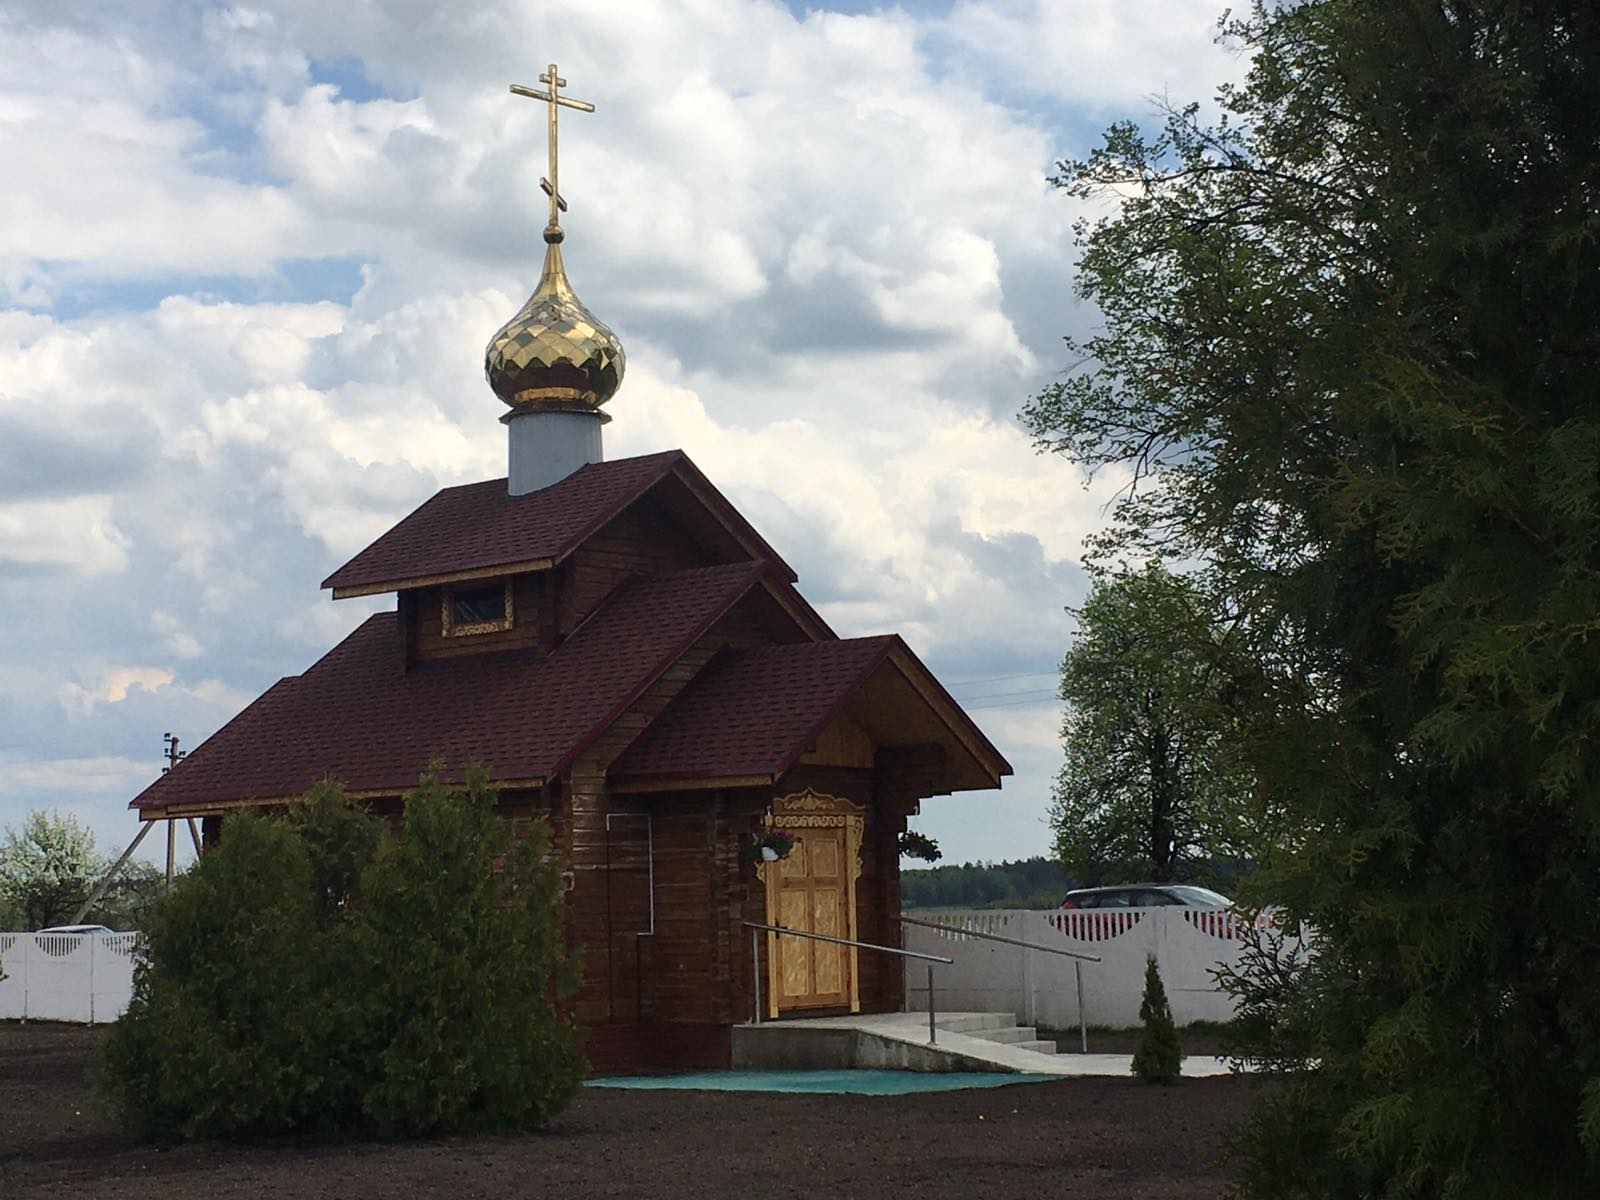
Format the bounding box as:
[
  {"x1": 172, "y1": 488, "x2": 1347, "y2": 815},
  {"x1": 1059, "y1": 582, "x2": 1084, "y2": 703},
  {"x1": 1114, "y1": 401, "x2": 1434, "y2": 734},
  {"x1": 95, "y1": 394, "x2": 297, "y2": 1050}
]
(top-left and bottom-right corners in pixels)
[{"x1": 749, "y1": 828, "x2": 798, "y2": 863}]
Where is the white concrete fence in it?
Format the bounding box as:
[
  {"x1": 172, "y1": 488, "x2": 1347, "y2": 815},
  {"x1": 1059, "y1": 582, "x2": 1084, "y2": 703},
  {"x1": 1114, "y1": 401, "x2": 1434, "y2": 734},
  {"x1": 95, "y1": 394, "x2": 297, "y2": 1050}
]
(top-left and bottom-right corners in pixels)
[
  {"x1": 5, "y1": 912, "x2": 1270, "y2": 1031},
  {"x1": 0, "y1": 932, "x2": 140, "y2": 1023},
  {"x1": 903, "y1": 907, "x2": 1277, "y2": 1029}
]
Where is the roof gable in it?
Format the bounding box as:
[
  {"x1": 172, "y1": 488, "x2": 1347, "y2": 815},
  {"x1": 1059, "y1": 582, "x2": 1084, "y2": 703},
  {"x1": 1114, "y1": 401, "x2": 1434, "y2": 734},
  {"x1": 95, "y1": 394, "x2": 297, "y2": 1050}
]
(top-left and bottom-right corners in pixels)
[
  {"x1": 609, "y1": 638, "x2": 896, "y2": 789},
  {"x1": 322, "y1": 451, "x2": 794, "y2": 597},
  {"x1": 609, "y1": 635, "x2": 1012, "y2": 794}
]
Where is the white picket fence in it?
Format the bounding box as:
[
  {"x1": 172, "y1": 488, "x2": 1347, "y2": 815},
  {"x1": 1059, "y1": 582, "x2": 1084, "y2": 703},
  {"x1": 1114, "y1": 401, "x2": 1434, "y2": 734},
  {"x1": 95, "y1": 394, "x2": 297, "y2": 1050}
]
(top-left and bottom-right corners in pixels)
[
  {"x1": 903, "y1": 907, "x2": 1289, "y2": 1029},
  {"x1": 0, "y1": 932, "x2": 141, "y2": 1023}
]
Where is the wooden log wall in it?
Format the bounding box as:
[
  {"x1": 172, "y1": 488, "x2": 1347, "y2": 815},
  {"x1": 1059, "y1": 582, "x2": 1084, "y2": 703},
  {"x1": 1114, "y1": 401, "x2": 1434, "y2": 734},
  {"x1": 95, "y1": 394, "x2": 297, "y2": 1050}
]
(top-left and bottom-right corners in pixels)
[
  {"x1": 403, "y1": 572, "x2": 547, "y2": 664},
  {"x1": 559, "y1": 501, "x2": 713, "y2": 638},
  {"x1": 561, "y1": 601, "x2": 776, "y2": 1027}
]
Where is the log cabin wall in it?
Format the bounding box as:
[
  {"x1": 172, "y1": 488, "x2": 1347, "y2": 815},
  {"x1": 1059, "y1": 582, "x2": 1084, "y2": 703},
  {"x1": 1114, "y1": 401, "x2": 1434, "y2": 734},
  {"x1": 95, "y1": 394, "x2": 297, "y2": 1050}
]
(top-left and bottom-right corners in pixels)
[
  {"x1": 492, "y1": 785, "x2": 556, "y2": 840},
  {"x1": 561, "y1": 601, "x2": 779, "y2": 1028},
  {"x1": 403, "y1": 572, "x2": 547, "y2": 664},
  {"x1": 558, "y1": 500, "x2": 725, "y2": 638},
  {"x1": 586, "y1": 765, "x2": 923, "y2": 1033}
]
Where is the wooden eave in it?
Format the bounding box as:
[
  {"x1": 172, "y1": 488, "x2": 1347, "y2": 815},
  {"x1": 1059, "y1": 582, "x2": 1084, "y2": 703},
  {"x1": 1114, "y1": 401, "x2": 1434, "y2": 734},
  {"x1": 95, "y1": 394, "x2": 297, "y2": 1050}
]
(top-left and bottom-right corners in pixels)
[
  {"x1": 138, "y1": 776, "x2": 550, "y2": 820},
  {"x1": 752, "y1": 573, "x2": 835, "y2": 641},
  {"x1": 882, "y1": 641, "x2": 1012, "y2": 788},
  {"x1": 329, "y1": 558, "x2": 554, "y2": 600},
  {"x1": 609, "y1": 772, "x2": 778, "y2": 795},
  {"x1": 665, "y1": 460, "x2": 799, "y2": 583}
]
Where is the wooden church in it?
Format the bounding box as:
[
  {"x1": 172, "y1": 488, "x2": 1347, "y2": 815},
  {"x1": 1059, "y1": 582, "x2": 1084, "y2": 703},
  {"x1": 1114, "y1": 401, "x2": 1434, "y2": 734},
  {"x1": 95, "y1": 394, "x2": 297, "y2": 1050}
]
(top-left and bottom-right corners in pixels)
[{"x1": 129, "y1": 66, "x2": 1010, "y2": 1072}]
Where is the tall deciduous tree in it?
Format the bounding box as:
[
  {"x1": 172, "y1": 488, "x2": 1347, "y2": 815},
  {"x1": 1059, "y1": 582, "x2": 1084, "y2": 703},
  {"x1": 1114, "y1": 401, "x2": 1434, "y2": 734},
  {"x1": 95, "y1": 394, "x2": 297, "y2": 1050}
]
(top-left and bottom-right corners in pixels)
[
  {"x1": 1051, "y1": 563, "x2": 1261, "y2": 883},
  {"x1": 0, "y1": 811, "x2": 107, "y2": 930},
  {"x1": 1023, "y1": 1, "x2": 1600, "y2": 1194}
]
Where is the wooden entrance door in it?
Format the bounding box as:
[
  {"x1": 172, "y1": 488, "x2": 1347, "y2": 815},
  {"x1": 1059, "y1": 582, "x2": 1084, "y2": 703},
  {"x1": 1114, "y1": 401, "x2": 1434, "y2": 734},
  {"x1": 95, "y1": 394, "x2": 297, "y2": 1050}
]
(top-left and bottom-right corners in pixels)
[{"x1": 772, "y1": 824, "x2": 852, "y2": 1011}]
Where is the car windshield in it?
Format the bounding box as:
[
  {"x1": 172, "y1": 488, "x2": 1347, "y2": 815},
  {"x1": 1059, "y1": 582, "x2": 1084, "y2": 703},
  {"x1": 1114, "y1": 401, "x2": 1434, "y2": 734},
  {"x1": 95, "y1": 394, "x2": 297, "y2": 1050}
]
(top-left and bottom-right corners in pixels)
[{"x1": 1165, "y1": 885, "x2": 1232, "y2": 907}]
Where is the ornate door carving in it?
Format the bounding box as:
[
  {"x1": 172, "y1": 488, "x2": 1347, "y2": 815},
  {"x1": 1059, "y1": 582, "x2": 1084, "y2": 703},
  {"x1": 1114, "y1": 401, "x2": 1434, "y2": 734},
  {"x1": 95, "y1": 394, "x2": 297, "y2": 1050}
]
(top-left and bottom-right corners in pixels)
[{"x1": 760, "y1": 789, "x2": 863, "y2": 1017}]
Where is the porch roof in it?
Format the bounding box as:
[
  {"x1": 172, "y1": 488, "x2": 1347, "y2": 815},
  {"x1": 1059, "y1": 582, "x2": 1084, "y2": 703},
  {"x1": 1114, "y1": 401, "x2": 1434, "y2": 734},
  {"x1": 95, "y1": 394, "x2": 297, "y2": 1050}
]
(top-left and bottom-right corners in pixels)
[{"x1": 609, "y1": 636, "x2": 1012, "y2": 794}]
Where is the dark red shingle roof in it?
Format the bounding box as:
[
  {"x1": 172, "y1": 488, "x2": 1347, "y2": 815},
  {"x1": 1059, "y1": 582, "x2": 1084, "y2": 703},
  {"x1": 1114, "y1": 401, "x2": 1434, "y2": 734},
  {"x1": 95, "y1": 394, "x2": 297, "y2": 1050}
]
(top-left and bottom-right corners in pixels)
[
  {"x1": 609, "y1": 637, "x2": 897, "y2": 784},
  {"x1": 132, "y1": 562, "x2": 770, "y2": 811},
  {"x1": 321, "y1": 451, "x2": 792, "y2": 594}
]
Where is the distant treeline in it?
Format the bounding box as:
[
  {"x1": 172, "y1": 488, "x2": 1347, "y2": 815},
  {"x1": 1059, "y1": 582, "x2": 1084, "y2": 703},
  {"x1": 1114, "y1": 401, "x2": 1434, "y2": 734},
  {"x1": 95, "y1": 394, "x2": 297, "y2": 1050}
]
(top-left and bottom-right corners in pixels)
[
  {"x1": 901, "y1": 857, "x2": 1071, "y2": 910},
  {"x1": 900, "y1": 856, "x2": 1254, "y2": 910}
]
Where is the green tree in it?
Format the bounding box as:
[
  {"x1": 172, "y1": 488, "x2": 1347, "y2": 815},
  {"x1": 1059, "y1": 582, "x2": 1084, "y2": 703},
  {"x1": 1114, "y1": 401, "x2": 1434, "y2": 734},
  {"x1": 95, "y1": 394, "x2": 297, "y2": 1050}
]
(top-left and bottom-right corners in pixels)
[
  {"x1": 289, "y1": 778, "x2": 382, "y2": 922},
  {"x1": 102, "y1": 812, "x2": 335, "y2": 1138},
  {"x1": 87, "y1": 859, "x2": 164, "y2": 931},
  {"x1": 0, "y1": 810, "x2": 108, "y2": 929},
  {"x1": 103, "y1": 771, "x2": 582, "y2": 1140},
  {"x1": 901, "y1": 857, "x2": 1071, "y2": 910},
  {"x1": 349, "y1": 767, "x2": 583, "y2": 1136},
  {"x1": 1023, "y1": 1, "x2": 1600, "y2": 1194},
  {"x1": 1131, "y1": 957, "x2": 1182, "y2": 1083},
  {"x1": 1051, "y1": 563, "x2": 1263, "y2": 884}
]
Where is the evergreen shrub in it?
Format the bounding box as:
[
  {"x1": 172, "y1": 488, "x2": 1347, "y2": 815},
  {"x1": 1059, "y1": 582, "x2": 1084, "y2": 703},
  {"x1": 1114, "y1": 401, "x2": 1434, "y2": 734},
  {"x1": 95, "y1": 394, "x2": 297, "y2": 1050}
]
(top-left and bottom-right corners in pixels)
[
  {"x1": 1131, "y1": 956, "x2": 1182, "y2": 1083},
  {"x1": 101, "y1": 770, "x2": 583, "y2": 1139}
]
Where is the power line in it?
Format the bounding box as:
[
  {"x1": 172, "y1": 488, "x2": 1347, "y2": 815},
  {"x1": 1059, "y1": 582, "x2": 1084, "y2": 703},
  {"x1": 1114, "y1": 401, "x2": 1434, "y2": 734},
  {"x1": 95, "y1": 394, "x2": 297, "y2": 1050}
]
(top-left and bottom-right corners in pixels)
[
  {"x1": 950, "y1": 683, "x2": 1062, "y2": 699},
  {"x1": 964, "y1": 694, "x2": 1063, "y2": 711},
  {"x1": 945, "y1": 669, "x2": 1058, "y2": 687}
]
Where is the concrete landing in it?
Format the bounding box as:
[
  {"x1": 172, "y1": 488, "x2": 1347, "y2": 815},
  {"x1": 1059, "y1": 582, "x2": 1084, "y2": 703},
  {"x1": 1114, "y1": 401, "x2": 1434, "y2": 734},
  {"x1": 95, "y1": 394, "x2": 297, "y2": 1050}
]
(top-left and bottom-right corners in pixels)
[{"x1": 732, "y1": 1011, "x2": 1235, "y2": 1078}]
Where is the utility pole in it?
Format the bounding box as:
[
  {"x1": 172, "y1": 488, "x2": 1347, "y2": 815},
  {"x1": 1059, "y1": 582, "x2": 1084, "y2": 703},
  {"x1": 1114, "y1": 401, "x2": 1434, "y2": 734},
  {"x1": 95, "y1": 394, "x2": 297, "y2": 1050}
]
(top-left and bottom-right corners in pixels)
[{"x1": 161, "y1": 733, "x2": 185, "y2": 888}]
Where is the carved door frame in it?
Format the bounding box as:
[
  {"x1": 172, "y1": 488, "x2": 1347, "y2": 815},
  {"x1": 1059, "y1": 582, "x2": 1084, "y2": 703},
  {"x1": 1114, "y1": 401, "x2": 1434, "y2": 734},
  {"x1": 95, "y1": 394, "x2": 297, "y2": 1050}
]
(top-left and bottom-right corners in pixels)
[{"x1": 757, "y1": 788, "x2": 865, "y2": 1018}]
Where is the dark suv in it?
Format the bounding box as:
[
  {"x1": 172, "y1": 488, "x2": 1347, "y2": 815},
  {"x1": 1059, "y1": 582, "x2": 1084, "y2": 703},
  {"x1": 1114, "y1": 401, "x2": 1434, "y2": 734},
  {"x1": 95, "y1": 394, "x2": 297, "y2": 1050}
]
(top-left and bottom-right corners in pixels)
[{"x1": 1059, "y1": 884, "x2": 1232, "y2": 909}]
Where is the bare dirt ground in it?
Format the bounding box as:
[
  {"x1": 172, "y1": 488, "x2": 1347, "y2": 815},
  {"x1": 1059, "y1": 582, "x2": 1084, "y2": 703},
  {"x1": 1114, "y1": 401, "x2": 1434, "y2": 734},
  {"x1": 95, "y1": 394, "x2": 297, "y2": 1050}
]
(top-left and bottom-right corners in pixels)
[
  {"x1": 3, "y1": 1022, "x2": 1269, "y2": 1199},
  {"x1": 1042, "y1": 1024, "x2": 1235, "y2": 1059}
]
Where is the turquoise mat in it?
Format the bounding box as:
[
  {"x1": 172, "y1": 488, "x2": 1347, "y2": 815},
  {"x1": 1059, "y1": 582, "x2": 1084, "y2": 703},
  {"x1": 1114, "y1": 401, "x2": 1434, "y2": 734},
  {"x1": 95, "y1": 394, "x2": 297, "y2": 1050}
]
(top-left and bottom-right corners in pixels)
[{"x1": 586, "y1": 1069, "x2": 1053, "y2": 1095}]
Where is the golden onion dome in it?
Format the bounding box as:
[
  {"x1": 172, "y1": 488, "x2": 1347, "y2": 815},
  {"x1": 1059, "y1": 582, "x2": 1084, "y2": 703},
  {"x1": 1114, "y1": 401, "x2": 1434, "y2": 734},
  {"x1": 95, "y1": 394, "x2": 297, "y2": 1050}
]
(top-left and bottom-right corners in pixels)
[{"x1": 484, "y1": 237, "x2": 626, "y2": 411}]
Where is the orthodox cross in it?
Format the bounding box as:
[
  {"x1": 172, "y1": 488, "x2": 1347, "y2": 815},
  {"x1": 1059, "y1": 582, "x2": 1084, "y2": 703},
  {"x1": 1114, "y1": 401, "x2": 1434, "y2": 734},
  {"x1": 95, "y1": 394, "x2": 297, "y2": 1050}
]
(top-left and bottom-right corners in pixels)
[{"x1": 510, "y1": 64, "x2": 595, "y2": 242}]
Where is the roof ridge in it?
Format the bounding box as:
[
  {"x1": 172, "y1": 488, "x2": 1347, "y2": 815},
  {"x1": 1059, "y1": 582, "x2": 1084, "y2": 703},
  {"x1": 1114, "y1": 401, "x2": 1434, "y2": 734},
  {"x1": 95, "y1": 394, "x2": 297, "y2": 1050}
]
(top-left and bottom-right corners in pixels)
[
  {"x1": 320, "y1": 451, "x2": 693, "y2": 594},
  {"x1": 424, "y1": 449, "x2": 689, "y2": 497}
]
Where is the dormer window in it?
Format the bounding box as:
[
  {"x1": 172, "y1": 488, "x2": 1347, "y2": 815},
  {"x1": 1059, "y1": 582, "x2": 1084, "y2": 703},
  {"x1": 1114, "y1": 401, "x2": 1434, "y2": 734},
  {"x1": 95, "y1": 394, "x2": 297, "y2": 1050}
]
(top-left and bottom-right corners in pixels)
[{"x1": 443, "y1": 581, "x2": 513, "y2": 637}]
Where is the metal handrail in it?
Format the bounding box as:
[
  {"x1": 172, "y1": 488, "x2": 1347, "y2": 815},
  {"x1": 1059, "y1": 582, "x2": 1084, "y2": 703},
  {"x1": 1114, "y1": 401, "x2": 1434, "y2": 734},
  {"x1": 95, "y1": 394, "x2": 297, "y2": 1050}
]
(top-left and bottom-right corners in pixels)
[
  {"x1": 898, "y1": 915, "x2": 1103, "y2": 963},
  {"x1": 899, "y1": 914, "x2": 1099, "y2": 1054},
  {"x1": 743, "y1": 920, "x2": 953, "y2": 1044}
]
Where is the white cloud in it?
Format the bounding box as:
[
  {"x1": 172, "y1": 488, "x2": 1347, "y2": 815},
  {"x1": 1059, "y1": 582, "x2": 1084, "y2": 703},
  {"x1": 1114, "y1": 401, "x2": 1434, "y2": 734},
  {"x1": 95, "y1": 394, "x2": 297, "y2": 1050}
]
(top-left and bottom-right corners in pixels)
[
  {"x1": 0, "y1": 495, "x2": 132, "y2": 573},
  {"x1": 0, "y1": 755, "x2": 156, "y2": 796},
  {"x1": 148, "y1": 612, "x2": 204, "y2": 660},
  {"x1": 0, "y1": 0, "x2": 1242, "y2": 864},
  {"x1": 941, "y1": 0, "x2": 1241, "y2": 112},
  {"x1": 59, "y1": 667, "x2": 175, "y2": 716},
  {"x1": 56, "y1": 666, "x2": 254, "y2": 720}
]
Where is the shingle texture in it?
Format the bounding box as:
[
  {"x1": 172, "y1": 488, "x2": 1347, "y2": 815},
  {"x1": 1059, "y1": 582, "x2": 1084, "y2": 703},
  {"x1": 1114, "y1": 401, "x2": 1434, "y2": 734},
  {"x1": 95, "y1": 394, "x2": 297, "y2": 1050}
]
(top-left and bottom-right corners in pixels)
[
  {"x1": 322, "y1": 451, "x2": 685, "y2": 592},
  {"x1": 132, "y1": 562, "x2": 770, "y2": 810},
  {"x1": 609, "y1": 637, "x2": 899, "y2": 784}
]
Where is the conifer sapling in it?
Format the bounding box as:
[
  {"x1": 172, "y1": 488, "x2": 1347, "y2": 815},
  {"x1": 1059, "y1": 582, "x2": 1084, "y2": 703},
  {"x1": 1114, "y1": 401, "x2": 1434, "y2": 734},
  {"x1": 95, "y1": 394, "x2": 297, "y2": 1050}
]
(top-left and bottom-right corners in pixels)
[{"x1": 1131, "y1": 956, "x2": 1182, "y2": 1083}]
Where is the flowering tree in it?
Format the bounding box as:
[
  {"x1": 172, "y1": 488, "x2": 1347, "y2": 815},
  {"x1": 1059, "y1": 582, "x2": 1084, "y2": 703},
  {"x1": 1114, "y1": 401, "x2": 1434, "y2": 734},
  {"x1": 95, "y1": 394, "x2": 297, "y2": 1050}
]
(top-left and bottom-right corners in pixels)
[{"x1": 0, "y1": 810, "x2": 108, "y2": 930}]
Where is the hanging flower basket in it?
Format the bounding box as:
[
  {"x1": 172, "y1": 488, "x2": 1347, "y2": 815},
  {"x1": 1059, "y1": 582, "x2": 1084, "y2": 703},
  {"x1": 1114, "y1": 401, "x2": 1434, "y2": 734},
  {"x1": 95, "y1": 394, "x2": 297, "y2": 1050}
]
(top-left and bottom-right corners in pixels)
[{"x1": 745, "y1": 827, "x2": 797, "y2": 865}]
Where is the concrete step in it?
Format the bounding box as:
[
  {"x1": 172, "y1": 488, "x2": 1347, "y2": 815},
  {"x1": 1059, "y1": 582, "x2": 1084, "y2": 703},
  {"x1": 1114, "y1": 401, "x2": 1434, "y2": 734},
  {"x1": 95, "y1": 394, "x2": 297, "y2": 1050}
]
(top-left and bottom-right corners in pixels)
[
  {"x1": 1016, "y1": 1039, "x2": 1059, "y2": 1054},
  {"x1": 932, "y1": 1012, "x2": 1017, "y2": 1034},
  {"x1": 966, "y1": 1026, "x2": 1041, "y2": 1045}
]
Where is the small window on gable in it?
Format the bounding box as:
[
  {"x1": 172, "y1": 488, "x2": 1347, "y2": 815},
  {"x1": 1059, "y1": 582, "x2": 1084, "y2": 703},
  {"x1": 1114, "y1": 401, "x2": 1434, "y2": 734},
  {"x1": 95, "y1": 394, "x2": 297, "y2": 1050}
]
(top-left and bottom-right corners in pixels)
[{"x1": 443, "y1": 581, "x2": 513, "y2": 637}]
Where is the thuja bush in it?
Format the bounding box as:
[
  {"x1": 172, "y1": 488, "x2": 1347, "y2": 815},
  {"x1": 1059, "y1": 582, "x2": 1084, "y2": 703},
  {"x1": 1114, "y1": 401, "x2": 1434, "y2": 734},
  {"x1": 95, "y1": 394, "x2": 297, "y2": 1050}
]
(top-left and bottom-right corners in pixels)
[
  {"x1": 102, "y1": 772, "x2": 583, "y2": 1140},
  {"x1": 1131, "y1": 957, "x2": 1182, "y2": 1084},
  {"x1": 100, "y1": 812, "x2": 339, "y2": 1137},
  {"x1": 348, "y1": 771, "x2": 583, "y2": 1136}
]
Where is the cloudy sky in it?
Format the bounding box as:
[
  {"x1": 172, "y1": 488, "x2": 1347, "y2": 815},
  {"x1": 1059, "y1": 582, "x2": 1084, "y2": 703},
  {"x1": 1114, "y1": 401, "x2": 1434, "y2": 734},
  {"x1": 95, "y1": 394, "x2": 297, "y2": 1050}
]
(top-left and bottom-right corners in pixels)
[{"x1": 0, "y1": 0, "x2": 1239, "y2": 870}]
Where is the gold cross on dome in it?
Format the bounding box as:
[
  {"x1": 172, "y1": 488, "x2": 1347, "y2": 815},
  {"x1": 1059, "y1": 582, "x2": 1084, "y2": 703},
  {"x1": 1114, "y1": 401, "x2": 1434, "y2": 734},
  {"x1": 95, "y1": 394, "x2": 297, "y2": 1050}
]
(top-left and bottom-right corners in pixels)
[{"x1": 510, "y1": 64, "x2": 595, "y2": 243}]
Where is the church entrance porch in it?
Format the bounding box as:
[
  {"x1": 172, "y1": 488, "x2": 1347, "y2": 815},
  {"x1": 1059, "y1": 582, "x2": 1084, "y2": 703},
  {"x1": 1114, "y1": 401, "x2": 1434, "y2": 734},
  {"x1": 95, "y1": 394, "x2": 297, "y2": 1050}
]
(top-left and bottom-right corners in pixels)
[{"x1": 761, "y1": 790, "x2": 864, "y2": 1017}]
